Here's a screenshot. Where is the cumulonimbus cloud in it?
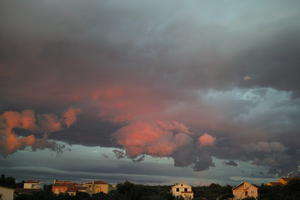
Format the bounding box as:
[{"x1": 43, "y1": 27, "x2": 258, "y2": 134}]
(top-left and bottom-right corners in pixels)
[
  {"x1": 115, "y1": 120, "x2": 193, "y2": 157},
  {"x1": 0, "y1": 107, "x2": 80, "y2": 155},
  {"x1": 1, "y1": 0, "x2": 300, "y2": 177},
  {"x1": 198, "y1": 133, "x2": 216, "y2": 147}
]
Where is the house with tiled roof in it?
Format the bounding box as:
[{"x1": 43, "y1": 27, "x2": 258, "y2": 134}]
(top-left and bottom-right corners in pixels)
[
  {"x1": 171, "y1": 183, "x2": 194, "y2": 200},
  {"x1": 52, "y1": 179, "x2": 109, "y2": 196},
  {"x1": 265, "y1": 177, "x2": 299, "y2": 186},
  {"x1": 84, "y1": 180, "x2": 109, "y2": 194},
  {"x1": 23, "y1": 180, "x2": 41, "y2": 190},
  {"x1": 52, "y1": 180, "x2": 83, "y2": 196},
  {"x1": 232, "y1": 182, "x2": 258, "y2": 200},
  {"x1": 265, "y1": 181, "x2": 282, "y2": 186}
]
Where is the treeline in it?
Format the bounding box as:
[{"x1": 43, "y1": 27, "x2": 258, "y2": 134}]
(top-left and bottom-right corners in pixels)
[
  {"x1": 193, "y1": 183, "x2": 233, "y2": 200},
  {"x1": 259, "y1": 180, "x2": 300, "y2": 200},
  {"x1": 0, "y1": 174, "x2": 23, "y2": 188},
  {"x1": 1, "y1": 174, "x2": 300, "y2": 200},
  {"x1": 16, "y1": 181, "x2": 175, "y2": 200}
]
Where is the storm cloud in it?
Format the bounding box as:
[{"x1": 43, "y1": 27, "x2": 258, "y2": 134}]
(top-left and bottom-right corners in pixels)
[{"x1": 1, "y1": 0, "x2": 300, "y2": 179}]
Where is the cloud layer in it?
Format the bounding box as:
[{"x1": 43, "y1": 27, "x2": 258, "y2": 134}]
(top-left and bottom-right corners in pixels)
[
  {"x1": 0, "y1": 0, "x2": 300, "y2": 177},
  {"x1": 0, "y1": 108, "x2": 80, "y2": 155}
]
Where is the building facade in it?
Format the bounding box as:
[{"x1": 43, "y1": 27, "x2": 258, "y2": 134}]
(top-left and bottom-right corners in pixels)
[
  {"x1": 171, "y1": 183, "x2": 194, "y2": 200},
  {"x1": 52, "y1": 179, "x2": 109, "y2": 196},
  {"x1": 232, "y1": 182, "x2": 258, "y2": 200},
  {"x1": 23, "y1": 180, "x2": 41, "y2": 190},
  {"x1": 0, "y1": 186, "x2": 14, "y2": 200},
  {"x1": 84, "y1": 180, "x2": 109, "y2": 194},
  {"x1": 266, "y1": 177, "x2": 298, "y2": 186},
  {"x1": 52, "y1": 180, "x2": 82, "y2": 196}
]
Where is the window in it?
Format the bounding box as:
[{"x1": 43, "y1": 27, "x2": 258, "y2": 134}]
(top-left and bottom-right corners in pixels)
[
  {"x1": 245, "y1": 191, "x2": 248, "y2": 196},
  {"x1": 176, "y1": 188, "x2": 179, "y2": 192},
  {"x1": 184, "y1": 188, "x2": 188, "y2": 192}
]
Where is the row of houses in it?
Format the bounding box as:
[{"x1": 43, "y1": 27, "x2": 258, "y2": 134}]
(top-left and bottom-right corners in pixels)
[
  {"x1": 0, "y1": 179, "x2": 110, "y2": 200},
  {"x1": 170, "y1": 177, "x2": 298, "y2": 200},
  {"x1": 0, "y1": 177, "x2": 298, "y2": 200},
  {"x1": 171, "y1": 181, "x2": 258, "y2": 200},
  {"x1": 52, "y1": 179, "x2": 109, "y2": 196}
]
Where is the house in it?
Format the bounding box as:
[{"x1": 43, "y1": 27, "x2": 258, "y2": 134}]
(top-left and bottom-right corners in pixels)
[
  {"x1": 52, "y1": 179, "x2": 109, "y2": 196},
  {"x1": 0, "y1": 186, "x2": 14, "y2": 200},
  {"x1": 171, "y1": 183, "x2": 194, "y2": 200},
  {"x1": 265, "y1": 177, "x2": 298, "y2": 186},
  {"x1": 52, "y1": 180, "x2": 81, "y2": 196},
  {"x1": 278, "y1": 177, "x2": 297, "y2": 185},
  {"x1": 265, "y1": 182, "x2": 282, "y2": 187},
  {"x1": 84, "y1": 180, "x2": 109, "y2": 194},
  {"x1": 232, "y1": 182, "x2": 258, "y2": 200},
  {"x1": 23, "y1": 180, "x2": 41, "y2": 190}
]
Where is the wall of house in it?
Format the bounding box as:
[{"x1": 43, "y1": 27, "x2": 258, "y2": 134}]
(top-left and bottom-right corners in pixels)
[
  {"x1": 279, "y1": 178, "x2": 288, "y2": 185},
  {"x1": 24, "y1": 183, "x2": 41, "y2": 189},
  {"x1": 52, "y1": 185, "x2": 68, "y2": 195},
  {"x1": 84, "y1": 183, "x2": 109, "y2": 194},
  {"x1": 94, "y1": 184, "x2": 109, "y2": 194},
  {"x1": 0, "y1": 186, "x2": 14, "y2": 200},
  {"x1": 233, "y1": 183, "x2": 258, "y2": 200},
  {"x1": 171, "y1": 183, "x2": 193, "y2": 199}
]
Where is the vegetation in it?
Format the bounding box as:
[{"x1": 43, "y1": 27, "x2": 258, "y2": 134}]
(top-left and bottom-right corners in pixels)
[
  {"x1": 0, "y1": 174, "x2": 23, "y2": 188},
  {"x1": 13, "y1": 180, "x2": 175, "y2": 200},
  {"x1": 1, "y1": 174, "x2": 299, "y2": 200},
  {"x1": 258, "y1": 179, "x2": 300, "y2": 200},
  {"x1": 193, "y1": 183, "x2": 232, "y2": 200}
]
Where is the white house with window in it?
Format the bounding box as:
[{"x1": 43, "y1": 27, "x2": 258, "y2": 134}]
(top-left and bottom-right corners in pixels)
[
  {"x1": 23, "y1": 180, "x2": 41, "y2": 190},
  {"x1": 232, "y1": 181, "x2": 258, "y2": 200},
  {"x1": 171, "y1": 183, "x2": 194, "y2": 200}
]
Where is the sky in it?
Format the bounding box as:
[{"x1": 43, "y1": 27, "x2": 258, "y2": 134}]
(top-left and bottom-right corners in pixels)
[{"x1": 0, "y1": 0, "x2": 300, "y2": 186}]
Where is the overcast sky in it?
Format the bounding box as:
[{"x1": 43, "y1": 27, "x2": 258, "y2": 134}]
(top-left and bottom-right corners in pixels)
[{"x1": 0, "y1": 0, "x2": 299, "y2": 185}]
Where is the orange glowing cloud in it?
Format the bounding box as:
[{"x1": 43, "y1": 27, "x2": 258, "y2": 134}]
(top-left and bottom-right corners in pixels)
[
  {"x1": 198, "y1": 133, "x2": 216, "y2": 147},
  {"x1": 90, "y1": 86, "x2": 167, "y2": 123},
  {"x1": 0, "y1": 107, "x2": 81, "y2": 155},
  {"x1": 115, "y1": 120, "x2": 193, "y2": 157},
  {"x1": 4, "y1": 132, "x2": 36, "y2": 154},
  {"x1": 39, "y1": 114, "x2": 62, "y2": 132},
  {"x1": 62, "y1": 107, "x2": 81, "y2": 127},
  {"x1": 2, "y1": 110, "x2": 36, "y2": 130}
]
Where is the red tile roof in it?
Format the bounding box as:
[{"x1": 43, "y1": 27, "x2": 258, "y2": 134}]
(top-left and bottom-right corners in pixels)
[
  {"x1": 85, "y1": 180, "x2": 107, "y2": 184},
  {"x1": 232, "y1": 182, "x2": 258, "y2": 190},
  {"x1": 281, "y1": 177, "x2": 297, "y2": 181},
  {"x1": 25, "y1": 180, "x2": 40, "y2": 183},
  {"x1": 266, "y1": 182, "x2": 283, "y2": 186}
]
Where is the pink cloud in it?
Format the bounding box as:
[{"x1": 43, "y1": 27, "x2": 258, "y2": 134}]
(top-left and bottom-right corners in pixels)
[
  {"x1": 39, "y1": 114, "x2": 62, "y2": 132},
  {"x1": 198, "y1": 133, "x2": 216, "y2": 147},
  {"x1": 0, "y1": 107, "x2": 80, "y2": 155},
  {"x1": 2, "y1": 110, "x2": 36, "y2": 130},
  {"x1": 115, "y1": 120, "x2": 193, "y2": 157},
  {"x1": 62, "y1": 107, "x2": 81, "y2": 127},
  {"x1": 4, "y1": 132, "x2": 36, "y2": 154}
]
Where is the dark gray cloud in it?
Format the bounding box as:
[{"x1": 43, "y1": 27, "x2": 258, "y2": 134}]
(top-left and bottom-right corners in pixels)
[
  {"x1": 0, "y1": 0, "x2": 300, "y2": 180},
  {"x1": 224, "y1": 161, "x2": 238, "y2": 167}
]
